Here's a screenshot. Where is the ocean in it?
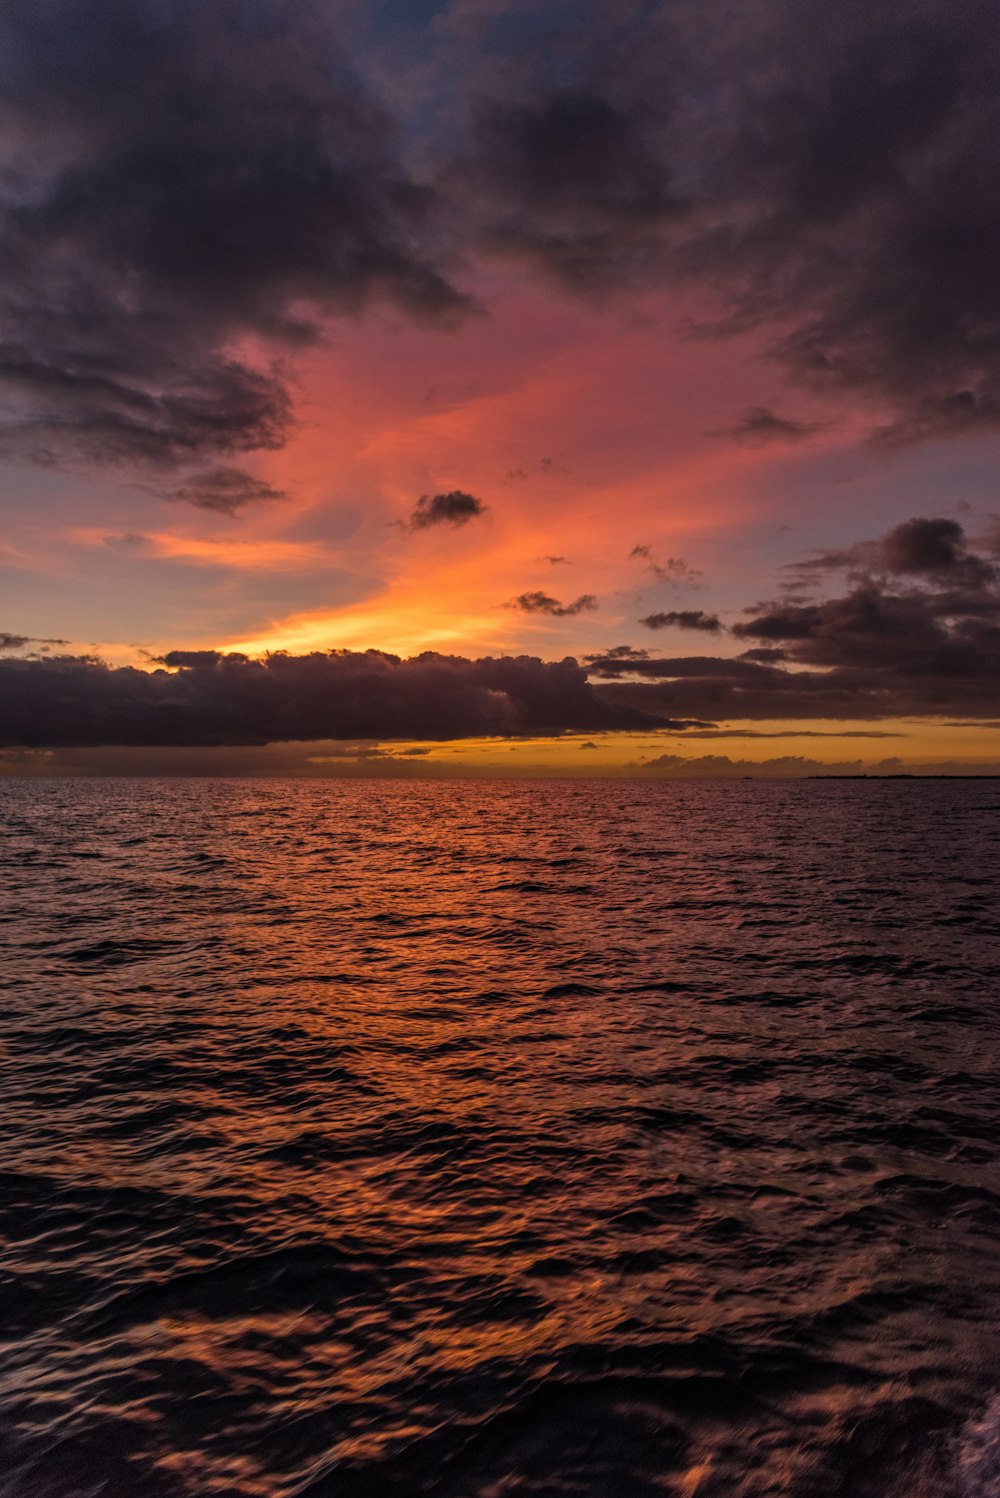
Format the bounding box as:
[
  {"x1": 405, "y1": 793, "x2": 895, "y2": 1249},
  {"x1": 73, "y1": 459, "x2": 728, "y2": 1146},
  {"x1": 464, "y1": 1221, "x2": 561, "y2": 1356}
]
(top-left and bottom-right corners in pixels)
[{"x1": 1, "y1": 777, "x2": 999, "y2": 1497}]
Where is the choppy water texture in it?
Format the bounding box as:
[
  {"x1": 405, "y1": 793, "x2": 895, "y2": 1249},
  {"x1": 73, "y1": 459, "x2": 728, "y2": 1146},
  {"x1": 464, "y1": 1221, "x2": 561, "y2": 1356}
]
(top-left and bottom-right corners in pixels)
[{"x1": 2, "y1": 778, "x2": 1000, "y2": 1497}]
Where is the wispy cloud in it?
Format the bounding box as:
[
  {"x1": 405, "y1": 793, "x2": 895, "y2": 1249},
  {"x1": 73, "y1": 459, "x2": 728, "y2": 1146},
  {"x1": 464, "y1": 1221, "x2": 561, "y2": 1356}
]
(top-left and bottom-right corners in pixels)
[{"x1": 505, "y1": 591, "x2": 598, "y2": 617}]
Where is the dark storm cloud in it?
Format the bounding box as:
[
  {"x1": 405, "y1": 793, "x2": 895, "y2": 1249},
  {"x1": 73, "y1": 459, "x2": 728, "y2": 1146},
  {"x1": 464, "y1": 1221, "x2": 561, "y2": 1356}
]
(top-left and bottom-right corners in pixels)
[
  {"x1": 0, "y1": 649, "x2": 651, "y2": 748},
  {"x1": 731, "y1": 583, "x2": 998, "y2": 671},
  {"x1": 640, "y1": 610, "x2": 722, "y2": 633},
  {"x1": 453, "y1": 88, "x2": 683, "y2": 292},
  {"x1": 708, "y1": 408, "x2": 822, "y2": 445},
  {"x1": 506, "y1": 591, "x2": 598, "y2": 617},
  {"x1": 409, "y1": 490, "x2": 487, "y2": 530},
  {"x1": 159, "y1": 467, "x2": 287, "y2": 517},
  {"x1": 0, "y1": 0, "x2": 465, "y2": 470},
  {"x1": 594, "y1": 517, "x2": 1000, "y2": 722},
  {"x1": 451, "y1": 0, "x2": 1000, "y2": 441},
  {"x1": 6, "y1": 0, "x2": 1000, "y2": 473}
]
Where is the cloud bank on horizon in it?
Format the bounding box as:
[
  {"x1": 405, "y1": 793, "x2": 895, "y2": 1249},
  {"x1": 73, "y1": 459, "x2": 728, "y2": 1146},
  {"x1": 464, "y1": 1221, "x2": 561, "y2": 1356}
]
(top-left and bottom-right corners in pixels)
[
  {"x1": 1, "y1": 514, "x2": 998, "y2": 747},
  {"x1": 0, "y1": 650, "x2": 655, "y2": 748}
]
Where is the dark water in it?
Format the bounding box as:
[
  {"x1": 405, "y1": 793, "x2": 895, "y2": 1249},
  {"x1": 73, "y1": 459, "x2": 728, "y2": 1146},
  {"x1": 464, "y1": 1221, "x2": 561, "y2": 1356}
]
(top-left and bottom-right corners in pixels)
[{"x1": 2, "y1": 778, "x2": 1000, "y2": 1498}]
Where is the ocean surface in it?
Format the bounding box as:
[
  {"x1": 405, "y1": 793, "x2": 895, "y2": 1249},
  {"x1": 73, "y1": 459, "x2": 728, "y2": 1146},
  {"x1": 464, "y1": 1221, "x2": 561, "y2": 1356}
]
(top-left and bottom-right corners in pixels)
[{"x1": 1, "y1": 776, "x2": 1000, "y2": 1498}]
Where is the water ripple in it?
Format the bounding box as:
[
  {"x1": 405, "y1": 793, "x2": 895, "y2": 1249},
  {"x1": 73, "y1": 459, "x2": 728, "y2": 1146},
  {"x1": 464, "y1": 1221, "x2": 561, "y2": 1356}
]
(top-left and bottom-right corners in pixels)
[{"x1": 0, "y1": 777, "x2": 998, "y2": 1496}]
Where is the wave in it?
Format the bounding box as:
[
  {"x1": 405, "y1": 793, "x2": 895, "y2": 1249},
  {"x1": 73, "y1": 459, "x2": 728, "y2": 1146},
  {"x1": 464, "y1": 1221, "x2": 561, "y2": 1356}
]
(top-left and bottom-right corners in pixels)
[{"x1": 956, "y1": 1391, "x2": 1000, "y2": 1497}]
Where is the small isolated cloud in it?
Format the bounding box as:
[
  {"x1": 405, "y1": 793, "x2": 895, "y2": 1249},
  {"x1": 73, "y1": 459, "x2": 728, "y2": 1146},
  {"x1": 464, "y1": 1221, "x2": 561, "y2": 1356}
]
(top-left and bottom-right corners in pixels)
[
  {"x1": 506, "y1": 591, "x2": 597, "y2": 616},
  {"x1": 543, "y1": 555, "x2": 571, "y2": 565},
  {"x1": 709, "y1": 407, "x2": 823, "y2": 445},
  {"x1": 409, "y1": 490, "x2": 487, "y2": 530},
  {"x1": 162, "y1": 467, "x2": 287, "y2": 517},
  {"x1": 105, "y1": 532, "x2": 151, "y2": 549},
  {"x1": 653, "y1": 559, "x2": 699, "y2": 583},
  {"x1": 579, "y1": 740, "x2": 599, "y2": 750},
  {"x1": 629, "y1": 544, "x2": 700, "y2": 583},
  {"x1": 788, "y1": 515, "x2": 998, "y2": 589},
  {"x1": 640, "y1": 610, "x2": 722, "y2": 633},
  {"x1": 882, "y1": 517, "x2": 997, "y2": 580}
]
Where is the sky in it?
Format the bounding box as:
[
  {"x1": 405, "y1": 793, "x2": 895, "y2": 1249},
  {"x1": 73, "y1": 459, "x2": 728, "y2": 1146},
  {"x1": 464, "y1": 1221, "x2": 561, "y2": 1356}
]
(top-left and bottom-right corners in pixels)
[{"x1": 1, "y1": 0, "x2": 999, "y2": 775}]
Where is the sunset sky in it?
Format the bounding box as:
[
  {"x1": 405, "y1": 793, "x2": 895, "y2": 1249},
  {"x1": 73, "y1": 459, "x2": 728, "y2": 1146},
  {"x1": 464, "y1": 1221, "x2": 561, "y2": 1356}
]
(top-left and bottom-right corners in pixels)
[{"x1": 2, "y1": 0, "x2": 999, "y2": 774}]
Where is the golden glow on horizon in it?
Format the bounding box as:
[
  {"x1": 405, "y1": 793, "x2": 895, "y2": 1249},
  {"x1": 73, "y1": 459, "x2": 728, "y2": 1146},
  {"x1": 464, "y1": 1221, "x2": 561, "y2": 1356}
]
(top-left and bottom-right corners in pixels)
[
  {"x1": 2, "y1": 720, "x2": 999, "y2": 777},
  {"x1": 229, "y1": 602, "x2": 518, "y2": 659},
  {"x1": 383, "y1": 720, "x2": 1000, "y2": 775}
]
